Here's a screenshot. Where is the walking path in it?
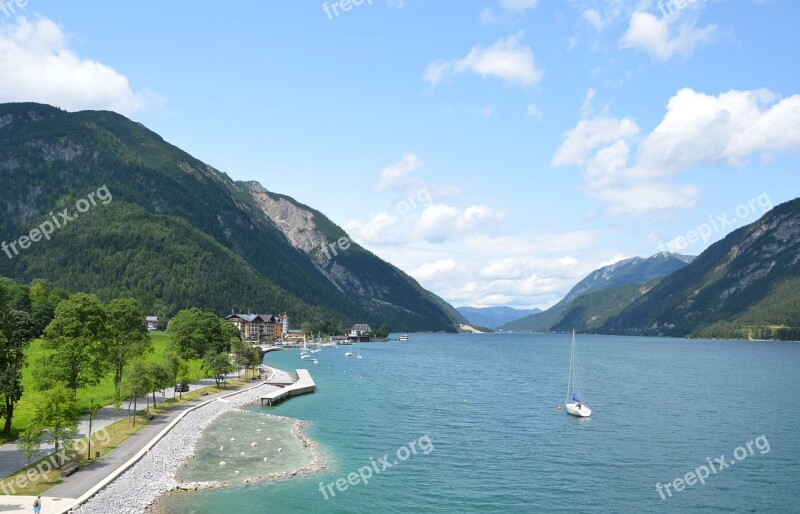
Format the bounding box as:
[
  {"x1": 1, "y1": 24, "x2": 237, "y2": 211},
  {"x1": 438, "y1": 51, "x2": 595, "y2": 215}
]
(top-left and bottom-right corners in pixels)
[
  {"x1": 0, "y1": 375, "x2": 231, "y2": 480},
  {"x1": 0, "y1": 372, "x2": 247, "y2": 513}
]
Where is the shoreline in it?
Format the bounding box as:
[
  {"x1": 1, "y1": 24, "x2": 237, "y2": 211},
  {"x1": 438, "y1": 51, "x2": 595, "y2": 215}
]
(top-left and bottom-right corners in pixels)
[
  {"x1": 74, "y1": 377, "x2": 323, "y2": 514},
  {"x1": 150, "y1": 412, "x2": 326, "y2": 512}
]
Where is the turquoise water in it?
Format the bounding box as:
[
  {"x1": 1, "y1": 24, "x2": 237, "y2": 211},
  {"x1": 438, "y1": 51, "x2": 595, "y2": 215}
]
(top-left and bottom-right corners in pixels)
[
  {"x1": 158, "y1": 334, "x2": 800, "y2": 513},
  {"x1": 175, "y1": 411, "x2": 314, "y2": 485}
]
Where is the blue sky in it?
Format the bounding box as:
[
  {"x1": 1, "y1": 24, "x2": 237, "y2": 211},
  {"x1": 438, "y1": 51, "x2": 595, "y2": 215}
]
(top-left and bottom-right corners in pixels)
[{"x1": 1, "y1": 0, "x2": 798, "y2": 309}]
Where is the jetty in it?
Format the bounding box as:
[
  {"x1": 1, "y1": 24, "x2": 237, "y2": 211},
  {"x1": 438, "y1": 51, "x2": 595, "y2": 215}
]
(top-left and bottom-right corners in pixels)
[
  {"x1": 254, "y1": 344, "x2": 284, "y2": 356},
  {"x1": 260, "y1": 369, "x2": 316, "y2": 406}
]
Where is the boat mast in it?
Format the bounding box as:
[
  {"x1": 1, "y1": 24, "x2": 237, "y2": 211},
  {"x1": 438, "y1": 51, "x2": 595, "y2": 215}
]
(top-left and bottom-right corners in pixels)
[{"x1": 567, "y1": 331, "x2": 575, "y2": 403}]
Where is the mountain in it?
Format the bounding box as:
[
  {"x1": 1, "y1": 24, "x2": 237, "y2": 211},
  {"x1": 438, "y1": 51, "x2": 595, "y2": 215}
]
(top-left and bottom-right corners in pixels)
[
  {"x1": 0, "y1": 103, "x2": 461, "y2": 332},
  {"x1": 602, "y1": 198, "x2": 800, "y2": 340},
  {"x1": 500, "y1": 253, "x2": 695, "y2": 331},
  {"x1": 549, "y1": 279, "x2": 660, "y2": 333},
  {"x1": 456, "y1": 306, "x2": 541, "y2": 329}
]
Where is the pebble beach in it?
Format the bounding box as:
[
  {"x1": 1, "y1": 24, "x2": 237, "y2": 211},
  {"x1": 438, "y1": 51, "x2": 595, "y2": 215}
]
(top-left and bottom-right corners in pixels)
[{"x1": 74, "y1": 381, "x2": 323, "y2": 514}]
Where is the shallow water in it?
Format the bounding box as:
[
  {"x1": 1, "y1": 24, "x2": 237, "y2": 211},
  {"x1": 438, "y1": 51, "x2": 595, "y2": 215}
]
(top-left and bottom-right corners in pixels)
[
  {"x1": 157, "y1": 333, "x2": 800, "y2": 513},
  {"x1": 175, "y1": 410, "x2": 314, "y2": 485}
]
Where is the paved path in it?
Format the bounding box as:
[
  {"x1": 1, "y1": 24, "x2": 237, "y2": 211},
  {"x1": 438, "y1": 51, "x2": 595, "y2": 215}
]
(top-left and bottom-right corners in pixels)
[
  {"x1": 0, "y1": 375, "x2": 264, "y2": 514},
  {"x1": 0, "y1": 375, "x2": 231, "y2": 481}
]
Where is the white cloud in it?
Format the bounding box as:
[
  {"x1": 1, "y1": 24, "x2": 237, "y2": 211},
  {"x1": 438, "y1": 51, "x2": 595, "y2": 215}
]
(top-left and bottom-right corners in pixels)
[
  {"x1": 411, "y1": 258, "x2": 458, "y2": 281},
  {"x1": 411, "y1": 204, "x2": 463, "y2": 243},
  {"x1": 637, "y1": 88, "x2": 800, "y2": 175},
  {"x1": 567, "y1": 36, "x2": 578, "y2": 50},
  {"x1": 479, "y1": 258, "x2": 526, "y2": 279},
  {"x1": 376, "y1": 153, "x2": 424, "y2": 190},
  {"x1": 424, "y1": 32, "x2": 542, "y2": 87},
  {"x1": 346, "y1": 212, "x2": 400, "y2": 244},
  {"x1": 0, "y1": 17, "x2": 154, "y2": 114},
  {"x1": 499, "y1": 0, "x2": 537, "y2": 13},
  {"x1": 481, "y1": 0, "x2": 537, "y2": 24},
  {"x1": 386, "y1": 0, "x2": 405, "y2": 8},
  {"x1": 551, "y1": 117, "x2": 640, "y2": 167},
  {"x1": 619, "y1": 11, "x2": 717, "y2": 61},
  {"x1": 411, "y1": 204, "x2": 506, "y2": 243},
  {"x1": 554, "y1": 87, "x2": 800, "y2": 215},
  {"x1": 582, "y1": 8, "x2": 606, "y2": 31},
  {"x1": 526, "y1": 104, "x2": 542, "y2": 119}
]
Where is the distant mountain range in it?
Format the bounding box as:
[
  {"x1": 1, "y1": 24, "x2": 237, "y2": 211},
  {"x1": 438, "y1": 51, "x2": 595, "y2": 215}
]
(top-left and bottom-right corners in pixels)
[
  {"x1": 456, "y1": 306, "x2": 541, "y2": 329},
  {"x1": 497, "y1": 197, "x2": 800, "y2": 341},
  {"x1": 500, "y1": 253, "x2": 695, "y2": 331},
  {"x1": 0, "y1": 103, "x2": 465, "y2": 332}
]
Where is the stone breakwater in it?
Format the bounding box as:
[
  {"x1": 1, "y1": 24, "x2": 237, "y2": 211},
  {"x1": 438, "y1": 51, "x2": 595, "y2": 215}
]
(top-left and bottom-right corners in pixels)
[{"x1": 74, "y1": 384, "x2": 279, "y2": 514}]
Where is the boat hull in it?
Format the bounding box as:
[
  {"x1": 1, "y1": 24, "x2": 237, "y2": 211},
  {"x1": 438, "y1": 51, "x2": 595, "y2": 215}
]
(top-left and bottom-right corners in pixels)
[{"x1": 566, "y1": 402, "x2": 591, "y2": 417}]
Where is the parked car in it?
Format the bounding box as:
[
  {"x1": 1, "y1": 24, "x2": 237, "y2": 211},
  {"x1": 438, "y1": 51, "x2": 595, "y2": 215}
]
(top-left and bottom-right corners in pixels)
[{"x1": 174, "y1": 383, "x2": 189, "y2": 392}]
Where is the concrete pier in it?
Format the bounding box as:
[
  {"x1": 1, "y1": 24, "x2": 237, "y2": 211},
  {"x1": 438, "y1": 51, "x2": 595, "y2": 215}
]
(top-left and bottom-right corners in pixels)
[{"x1": 260, "y1": 369, "x2": 316, "y2": 406}]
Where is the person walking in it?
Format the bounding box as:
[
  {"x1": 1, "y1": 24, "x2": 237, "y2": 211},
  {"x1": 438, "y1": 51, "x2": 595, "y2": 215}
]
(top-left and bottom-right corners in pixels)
[{"x1": 33, "y1": 495, "x2": 42, "y2": 514}]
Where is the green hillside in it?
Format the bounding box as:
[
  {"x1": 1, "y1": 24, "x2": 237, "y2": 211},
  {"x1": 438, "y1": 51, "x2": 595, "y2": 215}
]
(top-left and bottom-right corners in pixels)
[
  {"x1": 0, "y1": 103, "x2": 459, "y2": 331},
  {"x1": 550, "y1": 280, "x2": 659, "y2": 333},
  {"x1": 602, "y1": 198, "x2": 800, "y2": 340}
]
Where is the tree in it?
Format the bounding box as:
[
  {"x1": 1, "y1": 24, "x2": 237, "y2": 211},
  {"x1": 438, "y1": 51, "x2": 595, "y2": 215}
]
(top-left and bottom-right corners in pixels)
[
  {"x1": 300, "y1": 321, "x2": 313, "y2": 337},
  {"x1": 17, "y1": 425, "x2": 44, "y2": 464},
  {"x1": 86, "y1": 399, "x2": 101, "y2": 460},
  {"x1": 0, "y1": 285, "x2": 36, "y2": 441},
  {"x1": 28, "y1": 281, "x2": 51, "y2": 336},
  {"x1": 37, "y1": 383, "x2": 79, "y2": 457},
  {"x1": 106, "y1": 298, "x2": 152, "y2": 402},
  {"x1": 231, "y1": 335, "x2": 248, "y2": 377},
  {"x1": 176, "y1": 359, "x2": 190, "y2": 399},
  {"x1": 163, "y1": 350, "x2": 183, "y2": 400},
  {"x1": 124, "y1": 360, "x2": 151, "y2": 427},
  {"x1": 167, "y1": 308, "x2": 228, "y2": 360},
  {"x1": 0, "y1": 278, "x2": 30, "y2": 313},
  {"x1": 375, "y1": 322, "x2": 390, "y2": 339},
  {"x1": 203, "y1": 351, "x2": 234, "y2": 387},
  {"x1": 41, "y1": 293, "x2": 108, "y2": 392},
  {"x1": 242, "y1": 346, "x2": 261, "y2": 380},
  {"x1": 145, "y1": 362, "x2": 171, "y2": 410}
]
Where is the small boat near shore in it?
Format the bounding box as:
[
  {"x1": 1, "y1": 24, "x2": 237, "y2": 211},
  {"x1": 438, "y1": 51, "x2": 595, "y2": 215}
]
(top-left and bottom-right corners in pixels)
[{"x1": 399, "y1": 334, "x2": 409, "y2": 342}]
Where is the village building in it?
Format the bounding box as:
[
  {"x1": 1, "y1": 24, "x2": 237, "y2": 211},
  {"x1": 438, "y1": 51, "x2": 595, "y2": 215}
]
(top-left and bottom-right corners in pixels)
[
  {"x1": 225, "y1": 313, "x2": 285, "y2": 342},
  {"x1": 145, "y1": 316, "x2": 159, "y2": 331},
  {"x1": 348, "y1": 323, "x2": 371, "y2": 342}
]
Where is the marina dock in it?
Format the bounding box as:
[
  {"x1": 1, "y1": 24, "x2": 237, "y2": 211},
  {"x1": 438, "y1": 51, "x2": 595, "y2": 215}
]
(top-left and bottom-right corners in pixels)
[{"x1": 260, "y1": 369, "x2": 316, "y2": 406}]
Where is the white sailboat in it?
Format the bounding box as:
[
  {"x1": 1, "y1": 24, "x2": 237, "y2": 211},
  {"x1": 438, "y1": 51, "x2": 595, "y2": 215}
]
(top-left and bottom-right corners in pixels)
[
  {"x1": 356, "y1": 342, "x2": 362, "y2": 359},
  {"x1": 565, "y1": 331, "x2": 591, "y2": 418}
]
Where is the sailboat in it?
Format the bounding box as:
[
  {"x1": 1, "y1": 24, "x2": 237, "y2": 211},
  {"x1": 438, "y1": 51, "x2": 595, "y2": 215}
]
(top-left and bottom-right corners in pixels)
[
  {"x1": 356, "y1": 342, "x2": 362, "y2": 359},
  {"x1": 565, "y1": 331, "x2": 591, "y2": 418}
]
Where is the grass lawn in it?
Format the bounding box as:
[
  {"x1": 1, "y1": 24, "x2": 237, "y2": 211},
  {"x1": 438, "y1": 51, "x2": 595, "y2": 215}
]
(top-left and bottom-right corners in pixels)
[
  {"x1": 0, "y1": 378, "x2": 252, "y2": 494},
  {"x1": 4, "y1": 332, "x2": 207, "y2": 443}
]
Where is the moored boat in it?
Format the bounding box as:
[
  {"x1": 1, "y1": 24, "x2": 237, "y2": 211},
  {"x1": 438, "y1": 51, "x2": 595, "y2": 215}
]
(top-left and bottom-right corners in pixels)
[{"x1": 565, "y1": 331, "x2": 591, "y2": 418}]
